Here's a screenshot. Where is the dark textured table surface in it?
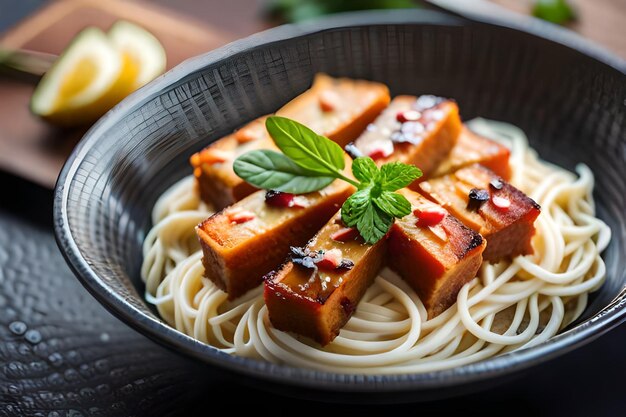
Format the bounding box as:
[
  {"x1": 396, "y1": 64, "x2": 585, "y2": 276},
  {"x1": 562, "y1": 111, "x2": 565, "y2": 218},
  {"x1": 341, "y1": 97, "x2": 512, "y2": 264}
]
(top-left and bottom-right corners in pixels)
[{"x1": 1, "y1": 2, "x2": 625, "y2": 416}]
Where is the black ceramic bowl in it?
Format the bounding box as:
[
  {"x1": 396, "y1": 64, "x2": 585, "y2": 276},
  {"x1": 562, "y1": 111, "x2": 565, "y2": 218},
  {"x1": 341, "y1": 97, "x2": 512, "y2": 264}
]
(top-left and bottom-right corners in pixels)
[{"x1": 54, "y1": 9, "x2": 626, "y2": 401}]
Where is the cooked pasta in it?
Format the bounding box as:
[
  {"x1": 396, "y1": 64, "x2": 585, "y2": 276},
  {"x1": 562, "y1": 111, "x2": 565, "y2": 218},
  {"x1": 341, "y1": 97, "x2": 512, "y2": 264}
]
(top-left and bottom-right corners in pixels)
[{"x1": 141, "y1": 119, "x2": 610, "y2": 374}]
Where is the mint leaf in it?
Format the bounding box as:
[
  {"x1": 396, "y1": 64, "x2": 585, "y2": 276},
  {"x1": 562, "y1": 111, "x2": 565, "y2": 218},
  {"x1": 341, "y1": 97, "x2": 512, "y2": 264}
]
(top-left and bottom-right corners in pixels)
[
  {"x1": 341, "y1": 188, "x2": 371, "y2": 227},
  {"x1": 342, "y1": 189, "x2": 394, "y2": 244},
  {"x1": 378, "y1": 162, "x2": 422, "y2": 191},
  {"x1": 373, "y1": 191, "x2": 412, "y2": 218},
  {"x1": 233, "y1": 116, "x2": 424, "y2": 245},
  {"x1": 266, "y1": 116, "x2": 345, "y2": 176},
  {"x1": 532, "y1": 0, "x2": 575, "y2": 24},
  {"x1": 343, "y1": 160, "x2": 420, "y2": 243},
  {"x1": 356, "y1": 202, "x2": 393, "y2": 244},
  {"x1": 351, "y1": 157, "x2": 378, "y2": 185},
  {"x1": 233, "y1": 150, "x2": 335, "y2": 193}
]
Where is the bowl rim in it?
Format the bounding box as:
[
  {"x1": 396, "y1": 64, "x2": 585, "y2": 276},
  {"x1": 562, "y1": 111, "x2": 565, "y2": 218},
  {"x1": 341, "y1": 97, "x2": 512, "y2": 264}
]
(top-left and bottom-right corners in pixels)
[{"x1": 54, "y1": 8, "x2": 626, "y2": 392}]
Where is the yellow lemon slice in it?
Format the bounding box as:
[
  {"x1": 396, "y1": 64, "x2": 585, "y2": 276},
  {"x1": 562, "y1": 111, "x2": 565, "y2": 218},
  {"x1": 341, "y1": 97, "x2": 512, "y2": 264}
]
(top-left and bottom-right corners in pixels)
[
  {"x1": 108, "y1": 20, "x2": 166, "y2": 93},
  {"x1": 30, "y1": 22, "x2": 166, "y2": 127},
  {"x1": 30, "y1": 27, "x2": 123, "y2": 126}
]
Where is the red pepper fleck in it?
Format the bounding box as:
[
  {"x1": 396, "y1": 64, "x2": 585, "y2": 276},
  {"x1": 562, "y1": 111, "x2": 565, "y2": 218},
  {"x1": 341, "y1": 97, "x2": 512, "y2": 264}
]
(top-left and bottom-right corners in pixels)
[
  {"x1": 492, "y1": 195, "x2": 511, "y2": 210},
  {"x1": 265, "y1": 190, "x2": 304, "y2": 208},
  {"x1": 340, "y1": 297, "x2": 356, "y2": 316},
  {"x1": 234, "y1": 127, "x2": 258, "y2": 143},
  {"x1": 318, "y1": 90, "x2": 340, "y2": 112},
  {"x1": 414, "y1": 208, "x2": 447, "y2": 227},
  {"x1": 316, "y1": 249, "x2": 342, "y2": 271},
  {"x1": 396, "y1": 110, "x2": 421, "y2": 123},
  {"x1": 368, "y1": 148, "x2": 388, "y2": 160},
  {"x1": 331, "y1": 227, "x2": 360, "y2": 242},
  {"x1": 228, "y1": 209, "x2": 255, "y2": 224},
  {"x1": 192, "y1": 148, "x2": 230, "y2": 166}
]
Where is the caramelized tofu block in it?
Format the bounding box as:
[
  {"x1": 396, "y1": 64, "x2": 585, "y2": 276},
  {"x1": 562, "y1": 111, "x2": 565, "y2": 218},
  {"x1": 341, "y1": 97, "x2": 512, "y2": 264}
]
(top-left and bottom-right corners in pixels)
[
  {"x1": 191, "y1": 74, "x2": 390, "y2": 209},
  {"x1": 278, "y1": 73, "x2": 391, "y2": 147},
  {"x1": 191, "y1": 116, "x2": 269, "y2": 209},
  {"x1": 419, "y1": 164, "x2": 540, "y2": 262},
  {"x1": 350, "y1": 95, "x2": 462, "y2": 177},
  {"x1": 431, "y1": 127, "x2": 512, "y2": 181},
  {"x1": 197, "y1": 180, "x2": 354, "y2": 300},
  {"x1": 389, "y1": 190, "x2": 485, "y2": 318},
  {"x1": 264, "y1": 214, "x2": 387, "y2": 345}
]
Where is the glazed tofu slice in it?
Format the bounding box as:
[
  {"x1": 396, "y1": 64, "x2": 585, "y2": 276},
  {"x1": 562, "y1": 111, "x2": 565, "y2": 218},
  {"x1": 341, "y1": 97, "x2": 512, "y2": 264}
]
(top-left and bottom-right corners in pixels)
[
  {"x1": 430, "y1": 127, "x2": 512, "y2": 181},
  {"x1": 278, "y1": 73, "x2": 391, "y2": 147},
  {"x1": 264, "y1": 213, "x2": 387, "y2": 345},
  {"x1": 419, "y1": 164, "x2": 540, "y2": 262},
  {"x1": 190, "y1": 116, "x2": 269, "y2": 209},
  {"x1": 388, "y1": 190, "x2": 486, "y2": 318},
  {"x1": 190, "y1": 74, "x2": 390, "y2": 209},
  {"x1": 350, "y1": 95, "x2": 462, "y2": 177},
  {"x1": 197, "y1": 180, "x2": 355, "y2": 300}
]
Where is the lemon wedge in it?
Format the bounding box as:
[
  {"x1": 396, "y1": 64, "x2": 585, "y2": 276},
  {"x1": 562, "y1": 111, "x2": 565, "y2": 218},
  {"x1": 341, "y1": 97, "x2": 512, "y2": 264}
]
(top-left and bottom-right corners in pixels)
[
  {"x1": 30, "y1": 27, "x2": 122, "y2": 126},
  {"x1": 108, "y1": 20, "x2": 166, "y2": 93},
  {"x1": 30, "y1": 21, "x2": 166, "y2": 126}
]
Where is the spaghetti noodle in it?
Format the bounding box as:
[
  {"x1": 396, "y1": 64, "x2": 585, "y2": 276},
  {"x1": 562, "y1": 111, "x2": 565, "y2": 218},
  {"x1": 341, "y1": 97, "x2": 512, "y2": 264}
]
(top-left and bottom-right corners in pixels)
[{"x1": 141, "y1": 119, "x2": 610, "y2": 374}]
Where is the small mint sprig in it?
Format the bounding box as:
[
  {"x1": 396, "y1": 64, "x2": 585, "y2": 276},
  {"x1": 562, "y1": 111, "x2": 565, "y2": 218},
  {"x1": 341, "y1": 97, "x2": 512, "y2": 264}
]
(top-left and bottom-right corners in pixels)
[{"x1": 233, "y1": 116, "x2": 422, "y2": 243}]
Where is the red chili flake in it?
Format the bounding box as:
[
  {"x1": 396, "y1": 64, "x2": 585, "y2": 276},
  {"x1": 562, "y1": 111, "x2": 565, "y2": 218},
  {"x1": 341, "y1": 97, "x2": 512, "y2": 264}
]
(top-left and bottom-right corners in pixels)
[
  {"x1": 191, "y1": 148, "x2": 230, "y2": 166},
  {"x1": 414, "y1": 208, "x2": 447, "y2": 227},
  {"x1": 330, "y1": 227, "x2": 360, "y2": 242},
  {"x1": 234, "y1": 127, "x2": 258, "y2": 143},
  {"x1": 368, "y1": 148, "x2": 388, "y2": 160},
  {"x1": 492, "y1": 195, "x2": 511, "y2": 210},
  {"x1": 318, "y1": 90, "x2": 340, "y2": 112},
  {"x1": 265, "y1": 190, "x2": 303, "y2": 208},
  {"x1": 340, "y1": 297, "x2": 356, "y2": 316},
  {"x1": 316, "y1": 249, "x2": 342, "y2": 270},
  {"x1": 396, "y1": 110, "x2": 421, "y2": 123},
  {"x1": 228, "y1": 209, "x2": 255, "y2": 224}
]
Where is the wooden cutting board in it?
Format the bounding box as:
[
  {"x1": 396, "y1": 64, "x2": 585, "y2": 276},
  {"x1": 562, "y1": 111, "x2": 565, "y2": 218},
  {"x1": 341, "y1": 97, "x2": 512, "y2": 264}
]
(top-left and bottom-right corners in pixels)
[{"x1": 0, "y1": 0, "x2": 234, "y2": 188}]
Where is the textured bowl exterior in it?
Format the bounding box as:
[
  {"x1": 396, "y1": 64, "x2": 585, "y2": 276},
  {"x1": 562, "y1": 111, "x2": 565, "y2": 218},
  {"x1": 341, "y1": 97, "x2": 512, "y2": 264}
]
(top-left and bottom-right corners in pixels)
[{"x1": 54, "y1": 10, "x2": 626, "y2": 393}]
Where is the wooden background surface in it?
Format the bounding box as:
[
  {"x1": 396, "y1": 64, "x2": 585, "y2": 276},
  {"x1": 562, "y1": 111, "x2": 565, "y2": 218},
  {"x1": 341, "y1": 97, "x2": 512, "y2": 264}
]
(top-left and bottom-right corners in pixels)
[{"x1": 0, "y1": 0, "x2": 624, "y2": 188}]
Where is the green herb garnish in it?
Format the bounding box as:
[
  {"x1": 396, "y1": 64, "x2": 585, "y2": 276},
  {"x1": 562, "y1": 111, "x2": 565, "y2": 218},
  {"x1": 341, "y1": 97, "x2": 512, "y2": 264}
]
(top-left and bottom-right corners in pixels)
[
  {"x1": 230, "y1": 149, "x2": 337, "y2": 193},
  {"x1": 233, "y1": 116, "x2": 422, "y2": 243},
  {"x1": 266, "y1": 0, "x2": 418, "y2": 23},
  {"x1": 532, "y1": 0, "x2": 576, "y2": 25}
]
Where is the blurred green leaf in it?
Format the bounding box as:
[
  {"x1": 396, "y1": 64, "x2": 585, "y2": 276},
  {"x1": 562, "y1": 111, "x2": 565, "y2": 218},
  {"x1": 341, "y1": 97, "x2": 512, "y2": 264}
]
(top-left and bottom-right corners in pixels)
[
  {"x1": 532, "y1": 0, "x2": 576, "y2": 25},
  {"x1": 267, "y1": 0, "x2": 419, "y2": 23}
]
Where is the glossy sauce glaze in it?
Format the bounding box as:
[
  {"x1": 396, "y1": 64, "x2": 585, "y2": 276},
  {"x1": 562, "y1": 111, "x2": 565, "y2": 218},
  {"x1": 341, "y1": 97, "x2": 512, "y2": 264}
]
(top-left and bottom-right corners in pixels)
[
  {"x1": 197, "y1": 175, "x2": 355, "y2": 299},
  {"x1": 389, "y1": 189, "x2": 486, "y2": 317},
  {"x1": 279, "y1": 217, "x2": 373, "y2": 303},
  {"x1": 278, "y1": 73, "x2": 390, "y2": 147},
  {"x1": 190, "y1": 74, "x2": 390, "y2": 209},
  {"x1": 431, "y1": 127, "x2": 512, "y2": 180},
  {"x1": 420, "y1": 164, "x2": 540, "y2": 261},
  {"x1": 201, "y1": 179, "x2": 353, "y2": 249},
  {"x1": 264, "y1": 212, "x2": 387, "y2": 345},
  {"x1": 351, "y1": 95, "x2": 462, "y2": 177}
]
